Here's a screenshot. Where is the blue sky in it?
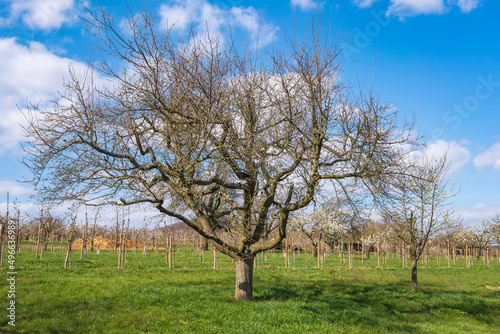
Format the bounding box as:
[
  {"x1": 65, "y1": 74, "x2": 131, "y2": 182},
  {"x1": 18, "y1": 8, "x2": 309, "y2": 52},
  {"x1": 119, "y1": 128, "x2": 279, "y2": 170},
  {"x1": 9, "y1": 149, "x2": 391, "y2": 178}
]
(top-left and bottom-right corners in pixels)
[{"x1": 0, "y1": 0, "x2": 499, "y2": 224}]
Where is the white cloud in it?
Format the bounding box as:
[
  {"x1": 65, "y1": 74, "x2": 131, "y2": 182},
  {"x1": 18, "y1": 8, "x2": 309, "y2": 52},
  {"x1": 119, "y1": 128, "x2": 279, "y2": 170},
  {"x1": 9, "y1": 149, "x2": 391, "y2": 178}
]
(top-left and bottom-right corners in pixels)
[
  {"x1": 159, "y1": 0, "x2": 278, "y2": 46},
  {"x1": 408, "y1": 140, "x2": 471, "y2": 176},
  {"x1": 0, "y1": 38, "x2": 90, "y2": 155},
  {"x1": 473, "y1": 142, "x2": 500, "y2": 171},
  {"x1": 0, "y1": 201, "x2": 39, "y2": 217},
  {"x1": 230, "y1": 7, "x2": 278, "y2": 46},
  {"x1": 455, "y1": 0, "x2": 481, "y2": 13},
  {"x1": 352, "y1": 0, "x2": 481, "y2": 18},
  {"x1": 353, "y1": 0, "x2": 380, "y2": 8},
  {"x1": 2, "y1": 0, "x2": 76, "y2": 31},
  {"x1": 387, "y1": 0, "x2": 447, "y2": 17},
  {"x1": 423, "y1": 140, "x2": 471, "y2": 175},
  {"x1": 291, "y1": 0, "x2": 323, "y2": 10},
  {"x1": 159, "y1": 0, "x2": 199, "y2": 32},
  {"x1": 455, "y1": 201, "x2": 500, "y2": 222},
  {"x1": 0, "y1": 180, "x2": 33, "y2": 197}
]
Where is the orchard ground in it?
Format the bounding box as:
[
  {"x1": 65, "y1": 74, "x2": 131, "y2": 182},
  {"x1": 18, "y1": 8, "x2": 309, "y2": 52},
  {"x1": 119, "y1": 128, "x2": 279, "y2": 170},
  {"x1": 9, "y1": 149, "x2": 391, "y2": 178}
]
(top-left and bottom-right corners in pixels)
[{"x1": 1, "y1": 246, "x2": 499, "y2": 333}]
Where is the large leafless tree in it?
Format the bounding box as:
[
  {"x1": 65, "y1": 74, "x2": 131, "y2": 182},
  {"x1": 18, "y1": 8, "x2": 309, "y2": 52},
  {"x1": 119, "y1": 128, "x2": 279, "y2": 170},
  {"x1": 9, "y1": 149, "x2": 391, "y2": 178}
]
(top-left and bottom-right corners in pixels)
[{"x1": 23, "y1": 8, "x2": 418, "y2": 300}]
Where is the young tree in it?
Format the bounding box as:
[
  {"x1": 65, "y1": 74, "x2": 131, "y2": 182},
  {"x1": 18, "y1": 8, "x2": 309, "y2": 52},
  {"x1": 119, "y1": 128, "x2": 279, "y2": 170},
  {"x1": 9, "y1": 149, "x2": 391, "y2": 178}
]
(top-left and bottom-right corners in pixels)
[
  {"x1": 64, "y1": 208, "x2": 79, "y2": 268},
  {"x1": 383, "y1": 157, "x2": 459, "y2": 292},
  {"x1": 22, "y1": 8, "x2": 419, "y2": 299}
]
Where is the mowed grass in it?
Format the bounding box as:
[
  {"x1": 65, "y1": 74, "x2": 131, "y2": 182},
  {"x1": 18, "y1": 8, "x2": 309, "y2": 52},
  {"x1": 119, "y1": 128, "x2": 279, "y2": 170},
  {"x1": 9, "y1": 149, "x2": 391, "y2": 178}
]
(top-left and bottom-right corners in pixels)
[{"x1": 1, "y1": 246, "x2": 499, "y2": 333}]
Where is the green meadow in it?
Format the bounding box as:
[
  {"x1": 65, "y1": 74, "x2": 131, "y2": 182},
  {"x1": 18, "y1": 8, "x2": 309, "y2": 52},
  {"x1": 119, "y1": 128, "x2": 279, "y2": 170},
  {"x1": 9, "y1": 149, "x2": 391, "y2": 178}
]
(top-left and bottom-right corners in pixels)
[{"x1": 1, "y1": 247, "x2": 499, "y2": 333}]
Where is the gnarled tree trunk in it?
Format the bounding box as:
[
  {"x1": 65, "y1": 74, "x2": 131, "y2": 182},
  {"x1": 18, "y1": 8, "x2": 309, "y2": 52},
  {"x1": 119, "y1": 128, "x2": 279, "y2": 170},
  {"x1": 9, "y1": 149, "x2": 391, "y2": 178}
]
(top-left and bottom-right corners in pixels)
[
  {"x1": 235, "y1": 257, "x2": 254, "y2": 300},
  {"x1": 411, "y1": 248, "x2": 419, "y2": 293}
]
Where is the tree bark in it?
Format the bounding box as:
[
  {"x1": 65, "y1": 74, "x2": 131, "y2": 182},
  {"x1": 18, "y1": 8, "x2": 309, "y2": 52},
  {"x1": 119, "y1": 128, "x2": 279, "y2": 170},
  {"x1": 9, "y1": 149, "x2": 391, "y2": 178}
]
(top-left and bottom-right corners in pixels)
[
  {"x1": 235, "y1": 257, "x2": 254, "y2": 300},
  {"x1": 411, "y1": 255, "x2": 418, "y2": 293},
  {"x1": 64, "y1": 240, "x2": 72, "y2": 268},
  {"x1": 213, "y1": 247, "x2": 218, "y2": 270},
  {"x1": 35, "y1": 223, "x2": 41, "y2": 259},
  {"x1": 349, "y1": 241, "x2": 354, "y2": 269},
  {"x1": 312, "y1": 242, "x2": 318, "y2": 258}
]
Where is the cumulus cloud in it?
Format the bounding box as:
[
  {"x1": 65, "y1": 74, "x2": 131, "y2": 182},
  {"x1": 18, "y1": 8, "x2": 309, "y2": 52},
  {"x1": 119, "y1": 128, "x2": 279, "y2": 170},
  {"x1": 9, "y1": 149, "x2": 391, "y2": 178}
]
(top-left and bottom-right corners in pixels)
[
  {"x1": 455, "y1": 0, "x2": 481, "y2": 13},
  {"x1": 409, "y1": 140, "x2": 471, "y2": 176},
  {"x1": 291, "y1": 0, "x2": 323, "y2": 10},
  {"x1": 353, "y1": 0, "x2": 481, "y2": 18},
  {"x1": 0, "y1": 38, "x2": 91, "y2": 155},
  {"x1": 159, "y1": 0, "x2": 278, "y2": 46},
  {"x1": 1, "y1": 0, "x2": 77, "y2": 30},
  {"x1": 160, "y1": 0, "x2": 200, "y2": 32},
  {"x1": 424, "y1": 140, "x2": 471, "y2": 175},
  {"x1": 473, "y1": 142, "x2": 500, "y2": 171}
]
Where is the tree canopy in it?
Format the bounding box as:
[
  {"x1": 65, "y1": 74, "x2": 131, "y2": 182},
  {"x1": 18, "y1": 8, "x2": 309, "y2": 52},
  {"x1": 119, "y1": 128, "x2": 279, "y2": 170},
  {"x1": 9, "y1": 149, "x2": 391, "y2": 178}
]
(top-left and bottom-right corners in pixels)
[{"x1": 23, "y1": 8, "x2": 419, "y2": 299}]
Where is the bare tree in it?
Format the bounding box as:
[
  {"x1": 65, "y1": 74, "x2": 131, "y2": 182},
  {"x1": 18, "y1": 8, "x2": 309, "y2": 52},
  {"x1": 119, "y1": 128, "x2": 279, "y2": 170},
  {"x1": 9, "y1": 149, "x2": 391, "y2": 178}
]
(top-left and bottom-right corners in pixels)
[
  {"x1": 383, "y1": 156, "x2": 459, "y2": 292},
  {"x1": 22, "y1": 8, "x2": 418, "y2": 300},
  {"x1": 64, "y1": 208, "x2": 79, "y2": 268}
]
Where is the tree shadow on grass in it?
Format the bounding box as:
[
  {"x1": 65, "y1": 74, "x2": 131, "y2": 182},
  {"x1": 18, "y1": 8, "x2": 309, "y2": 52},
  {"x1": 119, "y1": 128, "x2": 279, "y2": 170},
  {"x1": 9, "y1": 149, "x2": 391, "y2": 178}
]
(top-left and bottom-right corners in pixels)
[{"x1": 255, "y1": 277, "x2": 500, "y2": 333}]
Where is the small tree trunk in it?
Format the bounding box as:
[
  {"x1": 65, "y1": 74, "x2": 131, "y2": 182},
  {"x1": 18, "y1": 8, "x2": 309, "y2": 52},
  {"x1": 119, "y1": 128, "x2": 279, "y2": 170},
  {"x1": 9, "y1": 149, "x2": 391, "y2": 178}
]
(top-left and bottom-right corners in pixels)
[
  {"x1": 411, "y1": 256, "x2": 418, "y2": 293},
  {"x1": 235, "y1": 257, "x2": 254, "y2": 300},
  {"x1": 133, "y1": 230, "x2": 137, "y2": 253},
  {"x1": 446, "y1": 241, "x2": 451, "y2": 268},
  {"x1": 64, "y1": 236, "x2": 73, "y2": 268},
  {"x1": 312, "y1": 242, "x2": 318, "y2": 258},
  {"x1": 169, "y1": 236, "x2": 174, "y2": 269},
  {"x1": 213, "y1": 247, "x2": 218, "y2": 270},
  {"x1": 317, "y1": 242, "x2": 321, "y2": 269},
  {"x1": 165, "y1": 237, "x2": 169, "y2": 264},
  {"x1": 424, "y1": 246, "x2": 429, "y2": 268},
  {"x1": 341, "y1": 240, "x2": 345, "y2": 263},
  {"x1": 377, "y1": 241, "x2": 381, "y2": 269},
  {"x1": 402, "y1": 245, "x2": 406, "y2": 269},
  {"x1": 199, "y1": 237, "x2": 204, "y2": 263},
  {"x1": 348, "y1": 241, "x2": 353, "y2": 269},
  {"x1": 118, "y1": 219, "x2": 124, "y2": 269},
  {"x1": 35, "y1": 223, "x2": 41, "y2": 259},
  {"x1": 80, "y1": 228, "x2": 86, "y2": 260},
  {"x1": 465, "y1": 245, "x2": 469, "y2": 268},
  {"x1": 91, "y1": 222, "x2": 96, "y2": 251}
]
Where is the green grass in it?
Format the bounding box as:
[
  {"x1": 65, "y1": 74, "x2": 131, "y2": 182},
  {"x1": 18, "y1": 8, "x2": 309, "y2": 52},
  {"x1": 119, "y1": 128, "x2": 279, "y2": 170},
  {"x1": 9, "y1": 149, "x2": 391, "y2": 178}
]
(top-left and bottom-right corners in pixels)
[{"x1": 1, "y1": 246, "x2": 499, "y2": 333}]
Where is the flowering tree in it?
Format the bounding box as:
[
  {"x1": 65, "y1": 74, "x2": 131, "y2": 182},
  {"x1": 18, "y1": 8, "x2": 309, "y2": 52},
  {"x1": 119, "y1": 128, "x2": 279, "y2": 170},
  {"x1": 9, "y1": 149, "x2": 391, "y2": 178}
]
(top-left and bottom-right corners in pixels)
[
  {"x1": 491, "y1": 213, "x2": 500, "y2": 245},
  {"x1": 289, "y1": 208, "x2": 349, "y2": 265},
  {"x1": 360, "y1": 234, "x2": 378, "y2": 263},
  {"x1": 455, "y1": 220, "x2": 495, "y2": 267}
]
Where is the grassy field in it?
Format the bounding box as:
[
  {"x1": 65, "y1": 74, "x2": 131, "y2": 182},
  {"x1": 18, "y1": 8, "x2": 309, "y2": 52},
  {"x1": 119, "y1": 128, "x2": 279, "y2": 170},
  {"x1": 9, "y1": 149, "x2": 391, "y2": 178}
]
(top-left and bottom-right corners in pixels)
[{"x1": 1, "y1": 246, "x2": 499, "y2": 333}]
